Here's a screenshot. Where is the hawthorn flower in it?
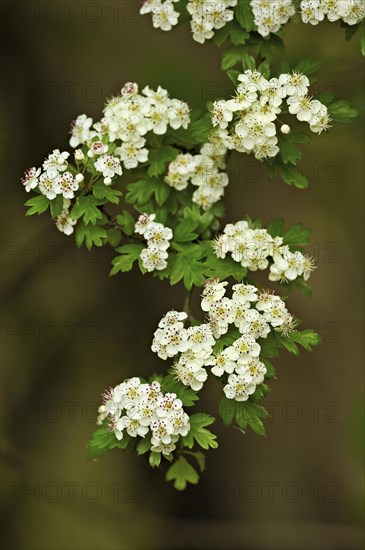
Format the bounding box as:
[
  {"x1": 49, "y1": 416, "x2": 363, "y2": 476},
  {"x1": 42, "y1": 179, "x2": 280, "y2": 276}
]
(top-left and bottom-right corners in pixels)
[
  {"x1": 94, "y1": 154, "x2": 122, "y2": 183},
  {"x1": 173, "y1": 361, "x2": 208, "y2": 391},
  {"x1": 56, "y1": 201, "x2": 77, "y2": 236},
  {"x1": 201, "y1": 279, "x2": 228, "y2": 312},
  {"x1": 236, "y1": 358, "x2": 267, "y2": 385},
  {"x1": 54, "y1": 171, "x2": 79, "y2": 199},
  {"x1": 251, "y1": 0, "x2": 296, "y2": 37},
  {"x1": 140, "y1": 246, "x2": 169, "y2": 272},
  {"x1": 69, "y1": 114, "x2": 93, "y2": 147},
  {"x1": 134, "y1": 213, "x2": 156, "y2": 235},
  {"x1": 97, "y1": 376, "x2": 191, "y2": 456},
  {"x1": 38, "y1": 172, "x2": 58, "y2": 200},
  {"x1": 136, "y1": 214, "x2": 173, "y2": 272},
  {"x1": 22, "y1": 167, "x2": 41, "y2": 192},
  {"x1": 223, "y1": 373, "x2": 256, "y2": 401},
  {"x1": 43, "y1": 149, "x2": 70, "y2": 176},
  {"x1": 151, "y1": 1, "x2": 180, "y2": 31},
  {"x1": 211, "y1": 347, "x2": 239, "y2": 377}
]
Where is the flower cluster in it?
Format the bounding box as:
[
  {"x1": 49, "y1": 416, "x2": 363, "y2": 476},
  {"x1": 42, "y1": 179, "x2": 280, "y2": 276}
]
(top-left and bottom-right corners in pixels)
[
  {"x1": 70, "y1": 82, "x2": 190, "y2": 170},
  {"x1": 151, "y1": 279, "x2": 296, "y2": 398},
  {"x1": 201, "y1": 280, "x2": 295, "y2": 401},
  {"x1": 140, "y1": 0, "x2": 238, "y2": 44},
  {"x1": 97, "y1": 377, "x2": 191, "y2": 456},
  {"x1": 152, "y1": 311, "x2": 215, "y2": 391},
  {"x1": 165, "y1": 141, "x2": 228, "y2": 210},
  {"x1": 211, "y1": 69, "x2": 331, "y2": 160},
  {"x1": 250, "y1": 0, "x2": 295, "y2": 37},
  {"x1": 135, "y1": 213, "x2": 173, "y2": 272},
  {"x1": 301, "y1": 0, "x2": 364, "y2": 25},
  {"x1": 213, "y1": 220, "x2": 315, "y2": 282},
  {"x1": 56, "y1": 199, "x2": 77, "y2": 236},
  {"x1": 22, "y1": 149, "x2": 84, "y2": 200}
]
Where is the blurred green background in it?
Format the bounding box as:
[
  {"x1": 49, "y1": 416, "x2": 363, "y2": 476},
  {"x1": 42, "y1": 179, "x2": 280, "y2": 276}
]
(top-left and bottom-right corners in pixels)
[{"x1": 1, "y1": 2, "x2": 364, "y2": 549}]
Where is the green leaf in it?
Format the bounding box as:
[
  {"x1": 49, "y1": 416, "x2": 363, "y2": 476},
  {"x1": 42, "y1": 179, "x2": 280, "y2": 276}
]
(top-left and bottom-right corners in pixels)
[
  {"x1": 294, "y1": 58, "x2": 323, "y2": 76},
  {"x1": 226, "y1": 69, "x2": 241, "y2": 86},
  {"x1": 235, "y1": 0, "x2": 255, "y2": 32},
  {"x1": 107, "y1": 228, "x2": 122, "y2": 247},
  {"x1": 229, "y1": 22, "x2": 249, "y2": 45},
  {"x1": 261, "y1": 358, "x2": 276, "y2": 379},
  {"x1": 259, "y1": 335, "x2": 281, "y2": 359},
  {"x1": 173, "y1": 219, "x2": 200, "y2": 242},
  {"x1": 280, "y1": 164, "x2": 308, "y2": 189},
  {"x1": 242, "y1": 52, "x2": 256, "y2": 70},
  {"x1": 213, "y1": 326, "x2": 241, "y2": 354},
  {"x1": 219, "y1": 396, "x2": 236, "y2": 427},
  {"x1": 126, "y1": 179, "x2": 155, "y2": 206},
  {"x1": 205, "y1": 246, "x2": 247, "y2": 281},
  {"x1": 25, "y1": 195, "x2": 50, "y2": 216},
  {"x1": 283, "y1": 222, "x2": 311, "y2": 246},
  {"x1": 275, "y1": 329, "x2": 321, "y2": 356},
  {"x1": 328, "y1": 100, "x2": 358, "y2": 122},
  {"x1": 115, "y1": 210, "x2": 135, "y2": 236},
  {"x1": 182, "y1": 451, "x2": 206, "y2": 472},
  {"x1": 278, "y1": 131, "x2": 311, "y2": 167},
  {"x1": 71, "y1": 195, "x2": 104, "y2": 225},
  {"x1": 166, "y1": 456, "x2": 199, "y2": 490},
  {"x1": 92, "y1": 180, "x2": 122, "y2": 204},
  {"x1": 87, "y1": 426, "x2": 118, "y2": 460},
  {"x1": 189, "y1": 112, "x2": 212, "y2": 144},
  {"x1": 169, "y1": 243, "x2": 206, "y2": 290},
  {"x1": 149, "y1": 451, "x2": 161, "y2": 468},
  {"x1": 235, "y1": 402, "x2": 270, "y2": 436},
  {"x1": 221, "y1": 45, "x2": 244, "y2": 70},
  {"x1": 110, "y1": 243, "x2": 144, "y2": 275},
  {"x1": 136, "y1": 437, "x2": 152, "y2": 455},
  {"x1": 266, "y1": 217, "x2": 285, "y2": 238},
  {"x1": 75, "y1": 222, "x2": 107, "y2": 250},
  {"x1": 50, "y1": 194, "x2": 64, "y2": 218},
  {"x1": 181, "y1": 413, "x2": 218, "y2": 450},
  {"x1": 147, "y1": 146, "x2": 179, "y2": 177}
]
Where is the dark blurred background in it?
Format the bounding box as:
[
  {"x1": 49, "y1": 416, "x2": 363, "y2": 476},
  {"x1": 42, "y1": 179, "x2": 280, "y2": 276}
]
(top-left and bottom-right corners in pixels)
[{"x1": 1, "y1": 2, "x2": 364, "y2": 549}]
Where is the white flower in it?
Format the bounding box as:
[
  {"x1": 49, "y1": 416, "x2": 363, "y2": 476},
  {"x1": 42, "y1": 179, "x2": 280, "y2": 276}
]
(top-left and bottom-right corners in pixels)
[
  {"x1": 54, "y1": 171, "x2": 79, "y2": 199},
  {"x1": 56, "y1": 203, "x2": 77, "y2": 236},
  {"x1": 115, "y1": 142, "x2": 149, "y2": 169},
  {"x1": 22, "y1": 167, "x2": 41, "y2": 192},
  {"x1": 156, "y1": 393, "x2": 183, "y2": 417},
  {"x1": 134, "y1": 213, "x2": 156, "y2": 236},
  {"x1": 151, "y1": 418, "x2": 174, "y2": 444},
  {"x1": 158, "y1": 310, "x2": 188, "y2": 329},
  {"x1": 94, "y1": 154, "x2": 122, "y2": 183},
  {"x1": 223, "y1": 373, "x2": 256, "y2": 401},
  {"x1": 233, "y1": 334, "x2": 261, "y2": 363},
  {"x1": 232, "y1": 283, "x2": 258, "y2": 304},
  {"x1": 236, "y1": 358, "x2": 267, "y2": 384},
  {"x1": 141, "y1": 246, "x2": 169, "y2": 272},
  {"x1": 201, "y1": 279, "x2": 228, "y2": 312},
  {"x1": 152, "y1": 1, "x2": 180, "y2": 31},
  {"x1": 70, "y1": 114, "x2": 93, "y2": 148},
  {"x1": 239, "y1": 309, "x2": 271, "y2": 339},
  {"x1": 38, "y1": 172, "x2": 59, "y2": 200},
  {"x1": 145, "y1": 222, "x2": 173, "y2": 250},
  {"x1": 211, "y1": 346, "x2": 239, "y2": 377},
  {"x1": 173, "y1": 361, "x2": 208, "y2": 391},
  {"x1": 43, "y1": 149, "x2": 70, "y2": 176}
]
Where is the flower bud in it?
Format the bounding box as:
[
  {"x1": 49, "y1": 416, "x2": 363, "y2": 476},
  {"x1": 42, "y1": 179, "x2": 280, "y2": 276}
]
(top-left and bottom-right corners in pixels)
[
  {"x1": 104, "y1": 177, "x2": 112, "y2": 186},
  {"x1": 280, "y1": 124, "x2": 291, "y2": 135},
  {"x1": 75, "y1": 149, "x2": 84, "y2": 161},
  {"x1": 121, "y1": 82, "x2": 138, "y2": 98},
  {"x1": 75, "y1": 173, "x2": 84, "y2": 183}
]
